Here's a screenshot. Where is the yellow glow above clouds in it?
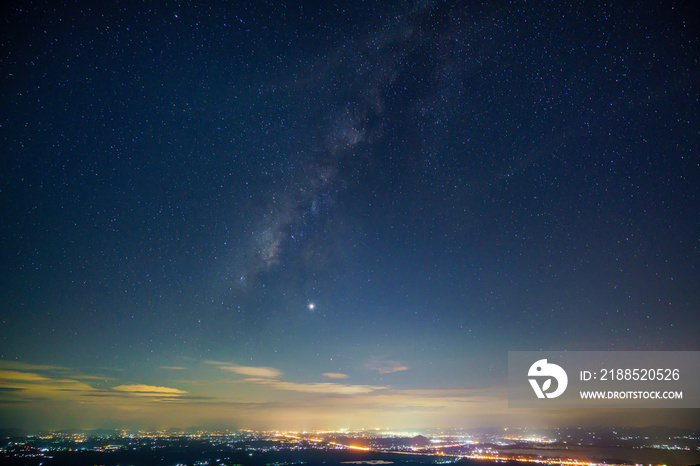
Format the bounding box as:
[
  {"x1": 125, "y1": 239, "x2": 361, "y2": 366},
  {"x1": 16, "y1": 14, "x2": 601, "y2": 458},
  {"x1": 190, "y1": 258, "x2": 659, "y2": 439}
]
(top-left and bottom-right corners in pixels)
[
  {"x1": 2, "y1": 360, "x2": 699, "y2": 431},
  {"x1": 111, "y1": 384, "x2": 188, "y2": 397},
  {"x1": 238, "y1": 377, "x2": 387, "y2": 395}
]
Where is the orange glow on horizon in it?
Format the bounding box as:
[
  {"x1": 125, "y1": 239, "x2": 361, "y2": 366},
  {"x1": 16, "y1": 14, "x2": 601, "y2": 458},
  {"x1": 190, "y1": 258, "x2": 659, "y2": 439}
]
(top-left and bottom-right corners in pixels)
[{"x1": 467, "y1": 453, "x2": 599, "y2": 466}]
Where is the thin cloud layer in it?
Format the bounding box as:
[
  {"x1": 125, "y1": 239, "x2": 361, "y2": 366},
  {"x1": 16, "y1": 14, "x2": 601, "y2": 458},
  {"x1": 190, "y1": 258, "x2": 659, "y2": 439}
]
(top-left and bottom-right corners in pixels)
[
  {"x1": 239, "y1": 377, "x2": 387, "y2": 395},
  {"x1": 207, "y1": 361, "x2": 283, "y2": 379},
  {"x1": 3, "y1": 359, "x2": 696, "y2": 431},
  {"x1": 222, "y1": 365, "x2": 283, "y2": 379},
  {"x1": 366, "y1": 359, "x2": 409, "y2": 374},
  {"x1": 111, "y1": 384, "x2": 188, "y2": 397},
  {"x1": 0, "y1": 370, "x2": 50, "y2": 383},
  {"x1": 0, "y1": 361, "x2": 68, "y2": 372},
  {"x1": 0, "y1": 369, "x2": 97, "y2": 402}
]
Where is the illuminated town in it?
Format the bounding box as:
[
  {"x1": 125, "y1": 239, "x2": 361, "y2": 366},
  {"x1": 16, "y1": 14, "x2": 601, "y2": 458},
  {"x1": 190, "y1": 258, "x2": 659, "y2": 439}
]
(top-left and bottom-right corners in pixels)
[{"x1": 2, "y1": 427, "x2": 699, "y2": 466}]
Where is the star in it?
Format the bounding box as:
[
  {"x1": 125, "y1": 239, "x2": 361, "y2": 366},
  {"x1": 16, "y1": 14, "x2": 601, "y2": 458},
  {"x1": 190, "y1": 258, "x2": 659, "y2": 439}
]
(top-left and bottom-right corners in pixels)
[{"x1": 308, "y1": 303, "x2": 315, "y2": 311}]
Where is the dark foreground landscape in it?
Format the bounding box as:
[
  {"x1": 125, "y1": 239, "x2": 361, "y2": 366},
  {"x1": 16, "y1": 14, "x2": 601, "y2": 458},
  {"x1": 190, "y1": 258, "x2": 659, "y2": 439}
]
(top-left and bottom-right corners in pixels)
[{"x1": 2, "y1": 427, "x2": 700, "y2": 466}]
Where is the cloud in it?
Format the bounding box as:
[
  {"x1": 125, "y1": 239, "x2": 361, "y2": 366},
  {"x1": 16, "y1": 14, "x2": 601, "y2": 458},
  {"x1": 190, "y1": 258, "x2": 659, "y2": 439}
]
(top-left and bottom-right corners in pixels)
[
  {"x1": 322, "y1": 372, "x2": 349, "y2": 379},
  {"x1": 0, "y1": 361, "x2": 116, "y2": 383},
  {"x1": 366, "y1": 359, "x2": 409, "y2": 374},
  {"x1": 73, "y1": 374, "x2": 116, "y2": 381},
  {"x1": 206, "y1": 361, "x2": 283, "y2": 379},
  {"x1": 239, "y1": 378, "x2": 386, "y2": 395},
  {"x1": 0, "y1": 361, "x2": 68, "y2": 372},
  {"x1": 111, "y1": 384, "x2": 187, "y2": 397},
  {"x1": 0, "y1": 369, "x2": 97, "y2": 402},
  {"x1": 222, "y1": 365, "x2": 283, "y2": 378},
  {"x1": 0, "y1": 370, "x2": 50, "y2": 382}
]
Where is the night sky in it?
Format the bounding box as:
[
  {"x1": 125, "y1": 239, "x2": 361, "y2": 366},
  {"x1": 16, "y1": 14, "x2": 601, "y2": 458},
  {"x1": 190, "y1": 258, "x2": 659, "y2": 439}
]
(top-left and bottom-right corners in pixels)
[{"x1": 1, "y1": 0, "x2": 699, "y2": 431}]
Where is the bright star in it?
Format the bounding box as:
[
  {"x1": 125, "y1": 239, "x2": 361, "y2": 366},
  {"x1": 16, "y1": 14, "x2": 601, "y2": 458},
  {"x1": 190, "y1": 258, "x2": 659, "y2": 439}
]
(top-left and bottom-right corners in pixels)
[{"x1": 308, "y1": 303, "x2": 315, "y2": 310}]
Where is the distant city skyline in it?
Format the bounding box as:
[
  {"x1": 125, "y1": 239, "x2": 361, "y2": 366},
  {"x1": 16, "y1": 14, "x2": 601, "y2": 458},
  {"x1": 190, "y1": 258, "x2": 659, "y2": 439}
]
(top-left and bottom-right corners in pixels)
[{"x1": 1, "y1": 0, "x2": 698, "y2": 431}]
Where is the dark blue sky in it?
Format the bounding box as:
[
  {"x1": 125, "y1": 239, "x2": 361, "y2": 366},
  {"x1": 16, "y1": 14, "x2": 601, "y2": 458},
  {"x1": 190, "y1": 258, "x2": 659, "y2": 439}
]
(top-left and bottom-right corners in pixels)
[{"x1": 0, "y1": 0, "x2": 698, "y2": 430}]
